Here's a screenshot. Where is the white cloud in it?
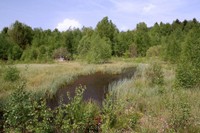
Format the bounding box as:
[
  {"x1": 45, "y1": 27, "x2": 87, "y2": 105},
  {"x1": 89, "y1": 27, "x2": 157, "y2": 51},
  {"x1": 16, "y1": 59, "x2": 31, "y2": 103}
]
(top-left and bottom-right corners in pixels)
[
  {"x1": 56, "y1": 18, "x2": 82, "y2": 31},
  {"x1": 143, "y1": 3, "x2": 155, "y2": 12},
  {"x1": 109, "y1": 0, "x2": 143, "y2": 13}
]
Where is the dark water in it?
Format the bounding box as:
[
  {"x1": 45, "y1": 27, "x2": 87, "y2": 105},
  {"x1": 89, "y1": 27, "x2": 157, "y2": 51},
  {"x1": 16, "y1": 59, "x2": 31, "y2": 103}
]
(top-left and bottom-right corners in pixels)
[{"x1": 47, "y1": 67, "x2": 135, "y2": 109}]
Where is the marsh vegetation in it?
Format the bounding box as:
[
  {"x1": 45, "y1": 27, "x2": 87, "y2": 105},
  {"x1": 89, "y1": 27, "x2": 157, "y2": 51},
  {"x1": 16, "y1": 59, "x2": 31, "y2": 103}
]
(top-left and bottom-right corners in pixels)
[{"x1": 0, "y1": 17, "x2": 200, "y2": 132}]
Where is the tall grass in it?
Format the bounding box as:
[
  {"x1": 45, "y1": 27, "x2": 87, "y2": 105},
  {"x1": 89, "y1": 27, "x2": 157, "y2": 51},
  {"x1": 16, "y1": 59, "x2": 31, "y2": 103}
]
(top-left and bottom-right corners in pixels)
[
  {"x1": 1, "y1": 58, "x2": 200, "y2": 132},
  {"x1": 106, "y1": 62, "x2": 200, "y2": 132},
  {"x1": 0, "y1": 60, "x2": 135, "y2": 100}
]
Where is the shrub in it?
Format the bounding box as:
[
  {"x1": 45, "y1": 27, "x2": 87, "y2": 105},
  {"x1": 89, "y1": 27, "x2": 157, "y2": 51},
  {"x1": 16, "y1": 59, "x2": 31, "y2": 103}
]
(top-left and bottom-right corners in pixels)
[
  {"x1": 3, "y1": 66, "x2": 20, "y2": 82},
  {"x1": 86, "y1": 35, "x2": 112, "y2": 63},
  {"x1": 129, "y1": 43, "x2": 137, "y2": 57},
  {"x1": 101, "y1": 93, "x2": 117, "y2": 132},
  {"x1": 52, "y1": 47, "x2": 71, "y2": 60},
  {"x1": 78, "y1": 34, "x2": 112, "y2": 63},
  {"x1": 176, "y1": 27, "x2": 200, "y2": 88},
  {"x1": 145, "y1": 63, "x2": 164, "y2": 86},
  {"x1": 54, "y1": 86, "x2": 100, "y2": 133},
  {"x1": 168, "y1": 95, "x2": 192, "y2": 132},
  {"x1": 3, "y1": 85, "x2": 101, "y2": 132},
  {"x1": 176, "y1": 62, "x2": 199, "y2": 88},
  {"x1": 3, "y1": 83, "x2": 33, "y2": 132},
  {"x1": 129, "y1": 112, "x2": 141, "y2": 129},
  {"x1": 28, "y1": 99, "x2": 53, "y2": 133},
  {"x1": 146, "y1": 45, "x2": 162, "y2": 57},
  {"x1": 77, "y1": 35, "x2": 92, "y2": 58},
  {"x1": 3, "y1": 83, "x2": 53, "y2": 133},
  {"x1": 8, "y1": 45, "x2": 23, "y2": 60}
]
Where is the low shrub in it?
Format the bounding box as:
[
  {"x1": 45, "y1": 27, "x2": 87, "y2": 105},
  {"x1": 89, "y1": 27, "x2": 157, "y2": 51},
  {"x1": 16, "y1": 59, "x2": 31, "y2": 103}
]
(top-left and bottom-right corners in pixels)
[
  {"x1": 126, "y1": 43, "x2": 137, "y2": 58},
  {"x1": 3, "y1": 66, "x2": 20, "y2": 82},
  {"x1": 145, "y1": 63, "x2": 164, "y2": 86},
  {"x1": 146, "y1": 45, "x2": 162, "y2": 57},
  {"x1": 3, "y1": 85, "x2": 101, "y2": 133},
  {"x1": 52, "y1": 47, "x2": 71, "y2": 60},
  {"x1": 3, "y1": 83, "x2": 33, "y2": 133},
  {"x1": 176, "y1": 62, "x2": 199, "y2": 88},
  {"x1": 168, "y1": 94, "x2": 193, "y2": 132}
]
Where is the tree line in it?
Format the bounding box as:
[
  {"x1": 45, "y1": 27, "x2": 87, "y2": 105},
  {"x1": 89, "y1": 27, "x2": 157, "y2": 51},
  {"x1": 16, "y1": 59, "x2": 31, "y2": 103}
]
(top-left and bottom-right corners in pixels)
[
  {"x1": 0, "y1": 17, "x2": 200, "y2": 87},
  {"x1": 0, "y1": 17, "x2": 199, "y2": 61}
]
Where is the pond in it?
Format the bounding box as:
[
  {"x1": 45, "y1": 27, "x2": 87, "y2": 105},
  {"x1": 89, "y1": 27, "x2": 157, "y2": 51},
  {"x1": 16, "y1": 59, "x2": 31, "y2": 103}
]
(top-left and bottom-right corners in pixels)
[{"x1": 47, "y1": 67, "x2": 136, "y2": 109}]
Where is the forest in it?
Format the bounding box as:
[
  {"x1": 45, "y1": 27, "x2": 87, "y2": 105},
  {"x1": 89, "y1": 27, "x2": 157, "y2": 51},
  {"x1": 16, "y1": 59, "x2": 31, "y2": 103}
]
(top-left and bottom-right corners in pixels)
[{"x1": 0, "y1": 17, "x2": 200, "y2": 132}]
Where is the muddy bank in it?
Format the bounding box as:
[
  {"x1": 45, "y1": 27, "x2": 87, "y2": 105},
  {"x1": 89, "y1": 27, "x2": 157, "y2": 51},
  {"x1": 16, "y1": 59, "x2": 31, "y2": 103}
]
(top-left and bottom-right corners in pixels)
[{"x1": 47, "y1": 67, "x2": 135, "y2": 108}]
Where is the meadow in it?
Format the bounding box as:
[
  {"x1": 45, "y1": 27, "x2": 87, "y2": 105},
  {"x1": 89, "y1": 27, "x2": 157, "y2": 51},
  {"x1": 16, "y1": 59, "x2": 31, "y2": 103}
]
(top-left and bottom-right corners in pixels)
[
  {"x1": 107, "y1": 59, "x2": 200, "y2": 132},
  {"x1": 1, "y1": 57, "x2": 200, "y2": 132},
  {"x1": 0, "y1": 58, "x2": 135, "y2": 100}
]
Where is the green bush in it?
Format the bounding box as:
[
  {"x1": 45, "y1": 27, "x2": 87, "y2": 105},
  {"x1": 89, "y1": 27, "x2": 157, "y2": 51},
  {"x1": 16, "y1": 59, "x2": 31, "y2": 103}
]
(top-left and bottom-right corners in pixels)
[
  {"x1": 176, "y1": 62, "x2": 199, "y2": 88},
  {"x1": 128, "y1": 43, "x2": 137, "y2": 58},
  {"x1": 28, "y1": 99, "x2": 53, "y2": 133},
  {"x1": 168, "y1": 95, "x2": 192, "y2": 132},
  {"x1": 54, "y1": 86, "x2": 100, "y2": 133},
  {"x1": 145, "y1": 63, "x2": 164, "y2": 86},
  {"x1": 101, "y1": 93, "x2": 117, "y2": 132},
  {"x1": 3, "y1": 66, "x2": 20, "y2": 82},
  {"x1": 78, "y1": 34, "x2": 112, "y2": 63},
  {"x1": 3, "y1": 85, "x2": 100, "y2": 132},
  {"x1": 176, "y1": 27, "x2": 200, "y2": 88},
  {"x1": 8, "y1": 45, "x2": 23, "y2": 60},
  {"x1": 146, "y1": 45, "x2": 162, "y2": 57},
  {"x1": 52, "y1": 47, "x2": 71, "y2": 60},
  {"x1": 130, "y1": 112, "x2": 141, "y2": 129},
  {"x1": 3, "y1": 83, "x2": 33, "y2": 133}
]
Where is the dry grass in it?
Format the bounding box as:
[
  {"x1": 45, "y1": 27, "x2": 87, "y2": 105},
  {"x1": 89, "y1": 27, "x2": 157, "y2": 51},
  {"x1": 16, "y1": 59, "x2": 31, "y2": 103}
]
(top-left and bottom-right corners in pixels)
[
  {"x1": 1, "y1": 57, "x2": 199, "y2": 132},
  {"x1": 108, "y1": 61, "x2": 200, "y2": 132},
  {"x1": 0, "y1": 60, "x2": 135, "y2": 99}
]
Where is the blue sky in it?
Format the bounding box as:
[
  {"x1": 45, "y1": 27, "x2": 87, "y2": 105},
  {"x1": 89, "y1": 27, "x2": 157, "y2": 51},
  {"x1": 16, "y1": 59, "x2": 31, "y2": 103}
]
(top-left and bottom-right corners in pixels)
[{"x1": 0, "y1": 0, "x2": 200, "y2": 31}]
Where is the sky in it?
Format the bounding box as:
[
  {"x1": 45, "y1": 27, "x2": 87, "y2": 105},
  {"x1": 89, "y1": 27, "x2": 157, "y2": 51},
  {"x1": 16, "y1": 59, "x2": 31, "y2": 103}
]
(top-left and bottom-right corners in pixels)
[{"x1": 0, "y1": 0, "x2": 200, "y2": 31}]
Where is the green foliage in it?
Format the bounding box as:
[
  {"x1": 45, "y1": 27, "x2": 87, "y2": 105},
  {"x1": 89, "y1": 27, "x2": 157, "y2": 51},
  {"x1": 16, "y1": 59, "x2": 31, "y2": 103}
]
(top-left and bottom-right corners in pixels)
[
  {"x1": 134, "y1": 22, "x2": 151, "y2": 56},
  {"x1": 125, "y1": 43, "x2": 137, "y2": 58},
  {"x1": 176, "y1": 27, "x2": 200, "y2": 88},
  {"x1": 54, "y1": 86, "x2": 100, "y2": 133},
  {"x1": 3, "y1": 84, "x2": 53, "y2": 132},
  {"x1": 149, "y1": 22, "x2": 161, "y2": 46},
  {"x1": 3, "y1": 83, "x2": 33, "y2": 132},
  {"x1": 7, "y1": 44, "x2": 23, "y2": 60},
  {"x1": 168, "y1": 94, "x2": 192, "y2": 132},
  {"x1": 182, "y1": 28, "x2": 200, "y2": 68},
  {"x1": 146, "y1": 45, "x2": 162, "y2": 57},
  {"x1": 78, "y1": 33, "x2": 112, "y2": 63},
  {"x1": 1, "y1": 18, "x2": 200, "y2": 62},
  {"x1": 115, "y1": 31, "x2": 134, "y2": 56},
  {"x1": 0, "y1": 32, "x2": 23, "y2": 60},
  {"x1": 101, "y1": 93, "x2": 117, "y2": 132},
  {"x1": 28, "y1": 99, "x2": 53, "y2": 133},
  {"x1": 159, "y1": 22, "x2": 172, "y2": 36},
  {"x1": 77, "y1": 34, "x2": 92, "y2": 58},
  {"x1": 8, "y1": 21, "x2": 33, "y2": 50},
  {"x1": 176, "y1": 63, "x2": 198, "y2": 88},
  {"x1": 86, "y1": 34, "x2": 112, "y2": 63},
  {"x1": 0, "y1": 35, "x2": 11, "y2": 60},
  {"x1": 3, "y1": 66, "x2": 20, "y2": 82},
  {"x1": 145, "y1": 63, "x2": 164, "y2": 86},
  {"x1": 101, "y1": 88, "x2": 142, "y2": 132},
  {"x1": 163, "y1": 30, "x2": 182, "y2": 63},
  {"x1": 96, "y1": 16, "x2": 118, "y2": 54},
  {"x1": 52, "y1": 47, "x2": 71, "y2": 60},
  {"x1": 63, "y1": 29, "x2": 83, "y2": 55},
  {"x1": 3, "y1": 85, "x2": 100, "y2": 132},
  {"x1": 129, "y1": 112, "x2": 141, "y2": 129}
]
